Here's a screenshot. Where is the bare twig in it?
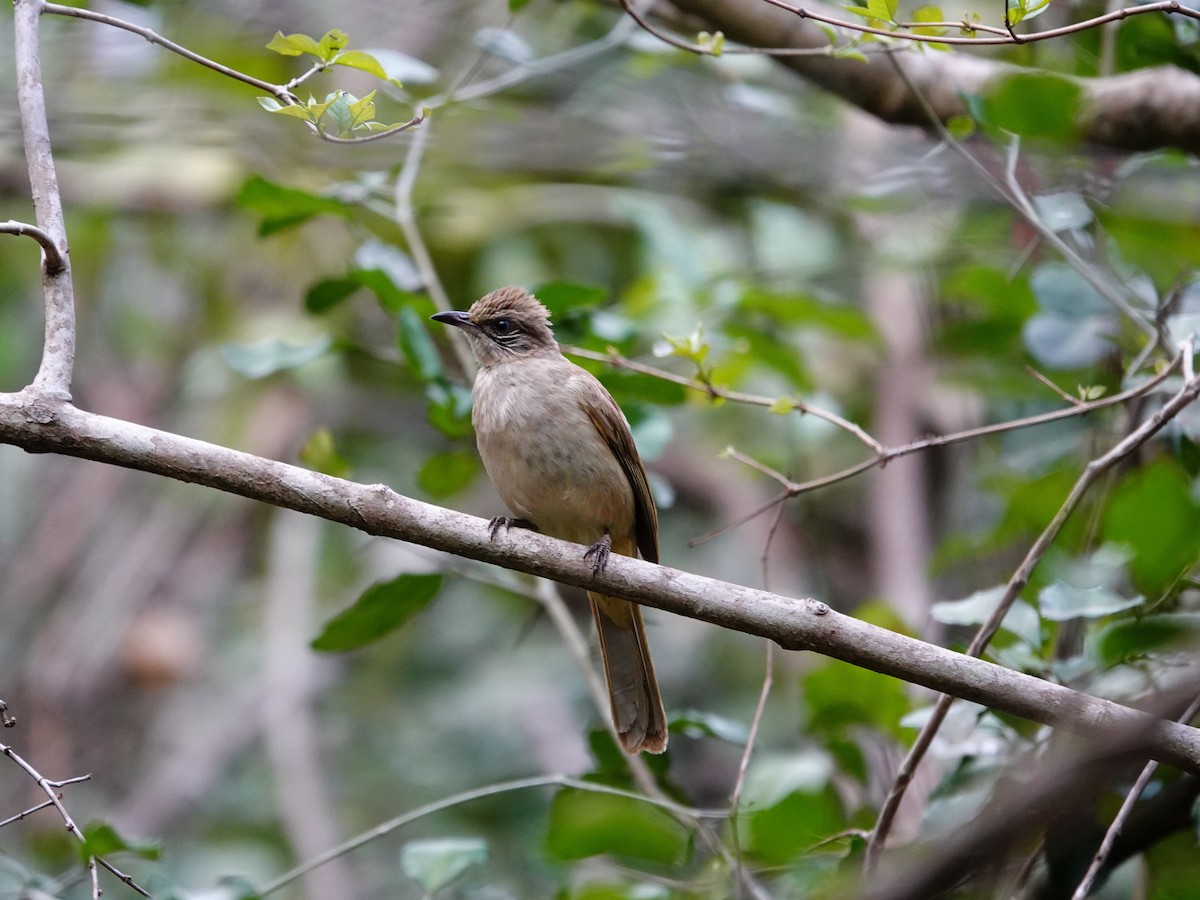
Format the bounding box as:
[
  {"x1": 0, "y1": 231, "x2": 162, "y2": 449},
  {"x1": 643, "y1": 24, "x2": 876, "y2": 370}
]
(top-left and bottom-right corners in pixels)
[
  {"x1": 0, "y1": 219, "x2": 65, "y2": 274},
  {"x1": 686, "y1": 360, "x2": 1177, "y2": 547},
  {"x1": 1, "y1": 741, "x2": 150, "y2": 897},
  {"x1": 43, "y1": 2, "x2": 292, "y2": 101},
  {"x1": 257, "y1": 773, "x2": 728, "y2": 896},
  {"x1": 0, "y1": 798, "x2": 55, "y2": 829}
]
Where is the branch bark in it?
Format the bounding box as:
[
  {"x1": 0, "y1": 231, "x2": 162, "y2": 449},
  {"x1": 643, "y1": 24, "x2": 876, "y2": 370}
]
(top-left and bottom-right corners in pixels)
[
  {"x1": 3, "y1": 389, "x2": 1200, "y2": 773},
  {"x1": 660, "y1": 0, "x2": 1200, "y2": 154}
]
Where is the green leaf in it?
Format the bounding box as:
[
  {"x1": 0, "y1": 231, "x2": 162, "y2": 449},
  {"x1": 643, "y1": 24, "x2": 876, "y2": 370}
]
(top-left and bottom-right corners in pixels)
[
  {"x1": 298, "y1": 427, "x2": 351, "y2": 478},
  {"x1": 737, "y1": 753, "x2": 846, "y2": 864},
  {"x1": 346, "y1": 91, "x2": 378, "y2": 131},
  {"x1": 400, "y1": 837, "x2": 487, "y2": 893},
  {"x1": 596, "y1": 370, "x2": 688, "y2": 407},
  {"x1": 671, "y1": 710, "x2": 749, "y2": 743},
  {"x1": 220, "y1": 335, "x2": 332, "y2": 379},
  {"x1": 417, "y1": 449, "x2": 478, "y2": 497},
  {"x1": 533, "y1": 281, "x2": 608, "y2": 323},
  {"x1": 737, "y1": 288, "x2": 876, "y2": 340},
  {"x1": 931, "y1": 587, "x2": 1041, "y2": 646},
  {"x1": 741, "y1": 751, "x2": 834, "y2": 810},
  {"x1": 769, "y1": 397, "x2": 797, "y2": 415},
  {"x1": 333, "y1": 50, "x2": 390, "y2": 80},
  {"x1": 235, "y1": 175, "x2": 351, "y2": 236},
  {"x1": 1032, "y1": 191, "x2": 1093, "y2": 233},
  {"x1": 266, "y1": 31, "x2": 322, "y2": 57},
  {"x1": 324, "y1": 92, "x2": 354, "y2": 136},
  {"x1": 509, "y1": 0, "x2": 532, "y2": 8},
  {"x1": 317, "y1": 29, "x2": 350, "y2": 61},
  {"x1": 311, "y1": 574, "x2": 442, "y2": 652},
  {"x1": 866, "y1": 0, "x2": 897, "y2": 21},
  {"x1": 398, "y1": 306, "x2": 444, "y2": 383},
  {"x1": 80, "y1": 821, "x2": 161, "y2": 862},
  {"x1": 1102, "y1": 460, "x2": 1200, "y2": 594},
  {"x1": 305, "y1": 277, "x2": 361, "y2": 314},
  {"x1": 802, "y1": 659, "x2": 911, "y2": 739},
  {"x1": 260, "y1": 101, "x2": 316, "y2": 123},
  {"x1": 1039, "y1": 583, "x2": 1143, "y2": 620},
  {"x1": 1093, "y1": 613, "x2": 1200, "y2": 666},
  {"x1": 980, "y1": 72, "x2": 1082, "y2": 142},
  {"x1": 426, "y1": 381, "x2": 475, "y2": 439},
  {"x1": 545, "y1": 788, "x2": 690, "y2": 864}
]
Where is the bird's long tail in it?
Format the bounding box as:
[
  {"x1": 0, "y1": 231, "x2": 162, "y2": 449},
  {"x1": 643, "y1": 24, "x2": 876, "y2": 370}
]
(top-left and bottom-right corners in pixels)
[{"x1": 589, "y1": 592, "x2": 668, "y2": 754}]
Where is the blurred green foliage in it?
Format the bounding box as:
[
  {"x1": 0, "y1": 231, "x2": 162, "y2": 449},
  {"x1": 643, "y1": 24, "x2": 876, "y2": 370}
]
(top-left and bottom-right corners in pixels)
[{"x1": 2, "y1": 0, "x2": 1200, "y2": 898}]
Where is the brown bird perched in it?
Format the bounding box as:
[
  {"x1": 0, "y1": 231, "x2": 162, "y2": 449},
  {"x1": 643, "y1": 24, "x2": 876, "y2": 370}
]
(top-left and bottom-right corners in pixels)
[{"x1": 432, "y1": 287, "x2": 668, "y2": 754}]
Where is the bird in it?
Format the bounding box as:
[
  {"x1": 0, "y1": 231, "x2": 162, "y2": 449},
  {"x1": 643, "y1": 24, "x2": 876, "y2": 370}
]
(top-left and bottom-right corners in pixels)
[{"x1": 431, "y1": 287, "x2": 668, "y2": 754}]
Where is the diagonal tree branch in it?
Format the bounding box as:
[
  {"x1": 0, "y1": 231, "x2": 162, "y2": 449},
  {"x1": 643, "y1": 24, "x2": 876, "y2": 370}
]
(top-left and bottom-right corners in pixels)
[{"x1": 4, "y1": 390, "x2": 1200, "y2": 774}]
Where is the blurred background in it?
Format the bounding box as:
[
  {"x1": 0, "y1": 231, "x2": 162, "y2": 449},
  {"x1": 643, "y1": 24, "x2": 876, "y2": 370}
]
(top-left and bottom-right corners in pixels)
[{"x1": 2, "y1": 0, "x2": 1200, "y2": 897}]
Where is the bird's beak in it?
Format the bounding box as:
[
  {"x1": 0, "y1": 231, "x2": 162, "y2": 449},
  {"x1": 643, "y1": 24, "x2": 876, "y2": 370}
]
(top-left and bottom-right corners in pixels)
[{"x1": 430, "y1": 310, "x2": 476, "y2": 330}]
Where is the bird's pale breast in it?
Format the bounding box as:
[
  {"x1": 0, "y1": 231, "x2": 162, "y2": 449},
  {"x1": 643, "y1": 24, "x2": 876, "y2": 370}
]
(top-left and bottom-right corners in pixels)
[{"x1": 472, "y1": 359, "x2": 635, "y2": 547}]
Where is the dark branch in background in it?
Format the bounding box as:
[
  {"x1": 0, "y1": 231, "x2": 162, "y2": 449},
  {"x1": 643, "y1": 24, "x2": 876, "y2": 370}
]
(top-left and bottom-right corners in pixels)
[
  {"x1": 3, "y1": 394, "x2": 1200, "y2": 775},
  {"x1": 649, "y1": 0, "x2": 1200, "y2": 154},
  {"x1": 864, "y1": 682, "x2": 1200, "y2": 900}
]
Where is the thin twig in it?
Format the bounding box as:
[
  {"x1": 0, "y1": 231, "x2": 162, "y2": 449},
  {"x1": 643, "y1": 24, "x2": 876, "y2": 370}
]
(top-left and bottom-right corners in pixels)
[
  {"x1": 43, "y1": 2, "x2": 292, "y2": 101},
  {"x1": 1026, "y1": 366, "x2": 1085, "y2": 406},
  {"x1": 1071, "y1": 690, "x2": 1200, "y2": 899},
  {"x1": 866, "y1": 342, "x2": 1200, "y2": 869},
  {"x1": 0, "y1": 798, "x2": 55, "y2": 829},
  {"x1": 317, "y1": 110, "x2": 426, "y2": 144},
  {"x1": 256, "y1": 773, "x2": 728, "y2": 896},
  {"x1": 0, "y1": 219, "x2": 66, "y2": 274}
]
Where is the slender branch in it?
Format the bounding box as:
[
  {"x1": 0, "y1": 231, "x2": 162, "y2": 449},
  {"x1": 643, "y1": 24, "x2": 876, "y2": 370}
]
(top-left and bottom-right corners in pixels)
[
  {"x1": 1, "y1": 741, "x2": 97, "y2": 897},
  {"x1": 0, "y1": 798, "x2": 55, "y2": 829},
  {"x1": 257, "y1": 773, "x2": 729, "y2": 896},
  {"x1": 1071, "y1": 690, "x2": 1200, "y2": 899},
  {"x1": 866, "y1": 342, "x2": 1200, "y2": 868},
  {"x1": 317, "y1": 110, "x2": 426, "y2": 145},
  {"x1": 13, "y1": 0, "x2": 74, "y2": 399},
  {"x1": 0, "y1": 219, "x2": 65, "y2": 274},
  {"x1": 43, "y1": 2, "x2": 293, "y2": 101}
]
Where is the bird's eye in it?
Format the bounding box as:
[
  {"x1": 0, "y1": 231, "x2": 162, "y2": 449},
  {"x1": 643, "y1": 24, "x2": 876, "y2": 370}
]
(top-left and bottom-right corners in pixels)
[{"x1": 492, "y1": 318, "x2": 515, "y2": 336}]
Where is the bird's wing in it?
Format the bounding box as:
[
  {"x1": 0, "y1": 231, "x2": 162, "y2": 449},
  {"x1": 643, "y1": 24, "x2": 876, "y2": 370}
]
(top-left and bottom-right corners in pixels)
[{"x1": 582, "y1": 385, "x2": 659, "y2": 564}]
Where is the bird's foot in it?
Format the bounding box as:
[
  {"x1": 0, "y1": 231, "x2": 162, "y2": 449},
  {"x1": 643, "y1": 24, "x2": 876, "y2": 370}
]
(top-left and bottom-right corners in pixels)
[
  {"x1": 583, "y1": 532, "x2": 612, "y2": 577},
  {"x1": 488, "y1": 516, "x2": 537, "y2": 540}
]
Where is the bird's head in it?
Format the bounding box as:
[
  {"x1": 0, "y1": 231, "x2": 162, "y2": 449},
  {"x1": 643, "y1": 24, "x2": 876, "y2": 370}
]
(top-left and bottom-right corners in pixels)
[{"x1": 431, "y1": 286, "x2": 558, "y2": 367}]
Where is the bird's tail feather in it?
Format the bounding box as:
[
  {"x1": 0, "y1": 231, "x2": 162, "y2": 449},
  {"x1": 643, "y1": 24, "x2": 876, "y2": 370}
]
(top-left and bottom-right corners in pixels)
[{"x1": 589, "y1": 592, "x2": 668, "y2": 754}]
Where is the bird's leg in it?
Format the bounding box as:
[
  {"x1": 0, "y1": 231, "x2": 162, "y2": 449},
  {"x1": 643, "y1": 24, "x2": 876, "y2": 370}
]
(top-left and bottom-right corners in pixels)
[
  {"x1": 583, "y1": 531, "x2": 612, "y2": 577},
  {"x1": 488, "y1": 516, "x2": 538, "y2": 540}
]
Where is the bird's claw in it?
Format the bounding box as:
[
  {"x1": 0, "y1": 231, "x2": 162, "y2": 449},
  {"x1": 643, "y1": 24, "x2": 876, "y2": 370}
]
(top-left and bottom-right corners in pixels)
[
  {"x1": 488, "y1": 516, "x2": 537, "y2": 540},
  {"x1": 583, "y1": 533, "x2": 612, "y2": 577}
]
